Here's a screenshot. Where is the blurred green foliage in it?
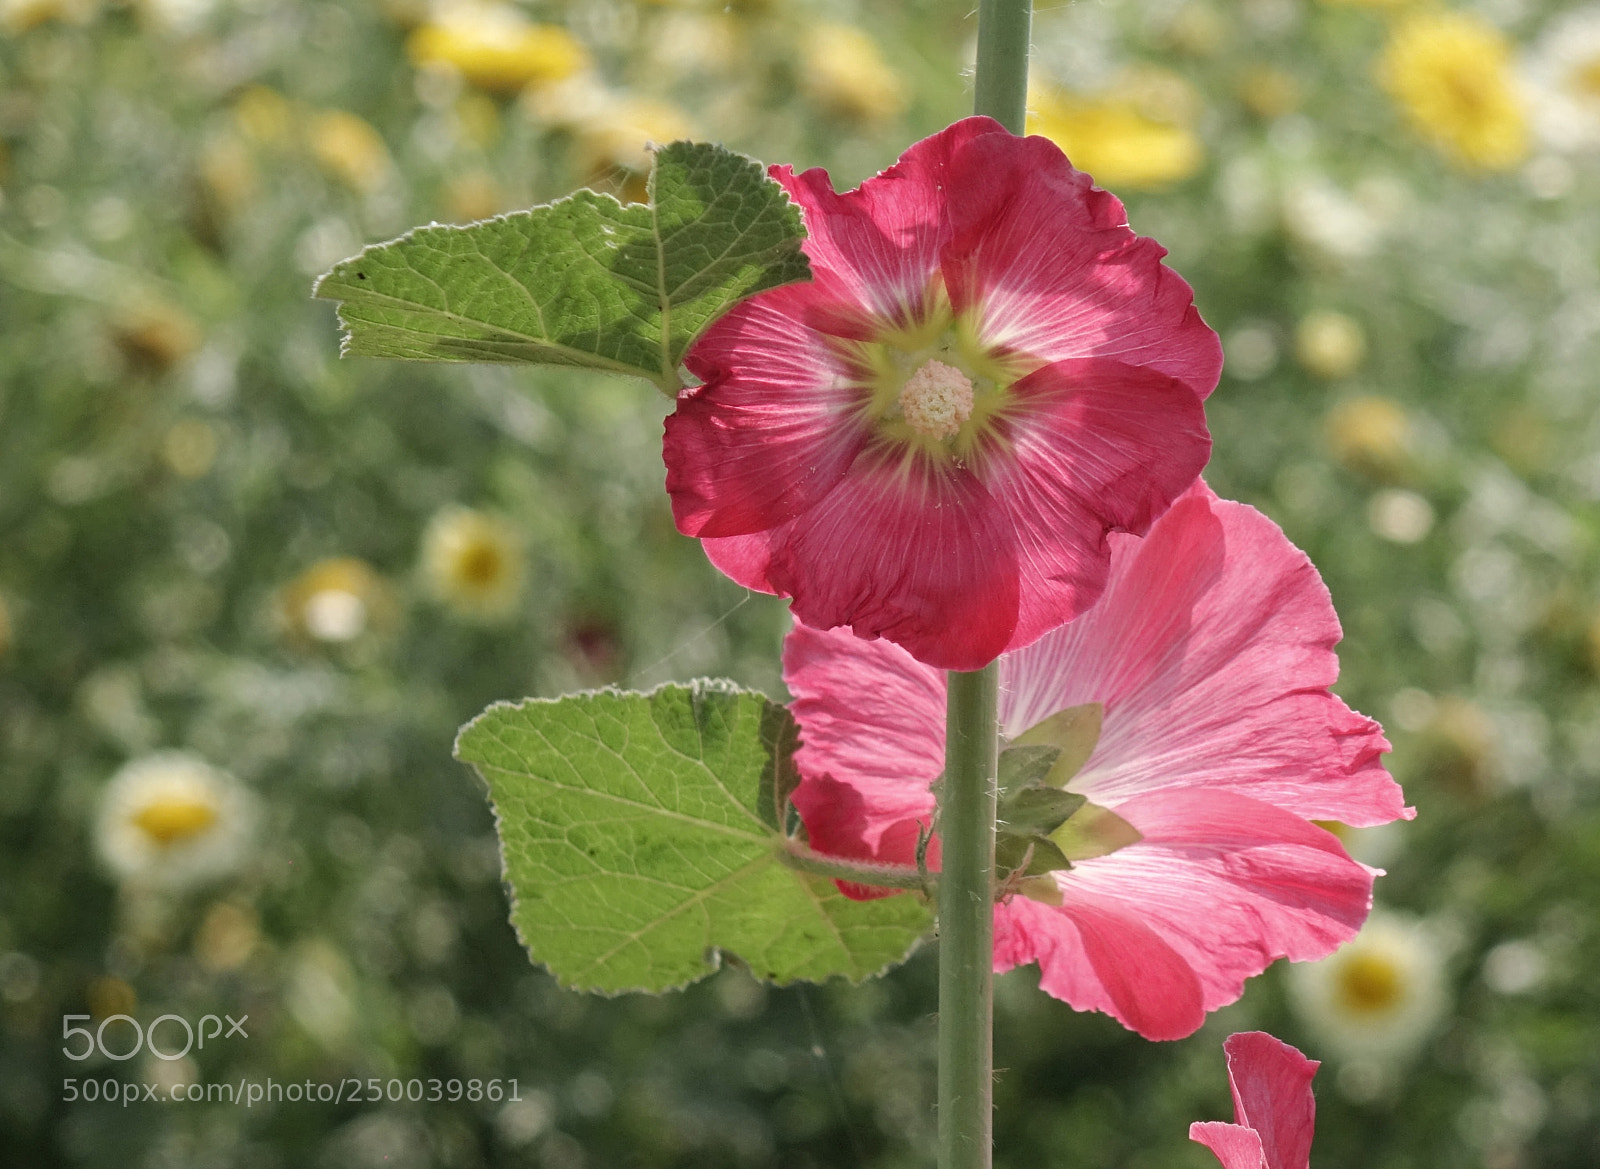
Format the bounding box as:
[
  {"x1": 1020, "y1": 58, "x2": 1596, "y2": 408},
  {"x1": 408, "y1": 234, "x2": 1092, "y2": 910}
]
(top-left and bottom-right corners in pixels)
[{"x1": 3, "y1": 1, "x2": 1600, "y2": 1167}]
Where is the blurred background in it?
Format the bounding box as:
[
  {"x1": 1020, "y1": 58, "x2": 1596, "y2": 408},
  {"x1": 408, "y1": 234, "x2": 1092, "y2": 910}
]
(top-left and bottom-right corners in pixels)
[{"x1": 3, "y1": 0, "x2": 1600, "y2": 1165}]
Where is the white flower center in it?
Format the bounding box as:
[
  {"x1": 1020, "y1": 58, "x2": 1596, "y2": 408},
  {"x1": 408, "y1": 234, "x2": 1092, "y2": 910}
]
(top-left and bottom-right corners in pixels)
[{"x1": 898, "y1": 359, "x2": 974, "y2": 441}]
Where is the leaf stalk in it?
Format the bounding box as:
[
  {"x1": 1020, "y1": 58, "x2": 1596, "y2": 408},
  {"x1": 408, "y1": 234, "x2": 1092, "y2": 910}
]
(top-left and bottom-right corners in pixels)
[{"x1": 779, "y1": 842, "x2": 934, "y2": 892}]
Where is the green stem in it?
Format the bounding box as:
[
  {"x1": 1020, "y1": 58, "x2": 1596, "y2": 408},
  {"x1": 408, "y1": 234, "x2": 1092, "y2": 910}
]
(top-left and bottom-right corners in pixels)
[
  {"x1": 934, "y1": 10, "x2": 1030, "y2": 1169},
  {"x1": 938, "y1": 662, "x2": 1000, "y2": 1169},
  {"x1": 973, "y1": 0, "x2": 1034, "y2": 134}
]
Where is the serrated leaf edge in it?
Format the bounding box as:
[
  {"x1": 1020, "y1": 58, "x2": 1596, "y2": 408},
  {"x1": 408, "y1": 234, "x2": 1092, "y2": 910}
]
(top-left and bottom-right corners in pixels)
[{"x1": 314, "y1": 140, "x2": 810, "y2": 394}]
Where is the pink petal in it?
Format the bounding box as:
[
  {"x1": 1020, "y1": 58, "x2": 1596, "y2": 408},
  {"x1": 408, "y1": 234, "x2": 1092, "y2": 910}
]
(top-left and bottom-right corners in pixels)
[
  {"x1": 982, "y1": 358, "x2": 1210, "y2": 652},
  {"x1": 667, "y1": 289, "x2": 867, "y2": 540},
  {"x1": 1189, "y1": 1123, "x2": 1268, "y2": 1169},
  {"x1": 764, "y1": 117, "x2": 1007, "y2": 328},
  {"x1": 673, "y1": 118, "x2": 1230, "y2": 669},
  {"x1": 1218, "y1": 1032, "x2": 1319, "y2": 1169},
  {"x1": 698, "y1": 530, "x2": 778, "y2": 594},
  {"x1": 785, "y1": 623, "x2": 945, "y2": 852},
  {"x1": 995, "y1": 894, "x2": 1205, "y2": 1041},
  {"x1": 775, "y1": 483, "x2": 1408, "y2": 1038},
  {"x1": 1000, "y1": 482, "x2": 1409, "y2": 827},
  {"x1": 744, "y1": 449, "x2": 1024, "y2": 671},
  {"x1": 999, "y1": 789, "x2": 1374, "y2": 1033},
  {"x1": 940, "y1": 129, "x2": 1223, "y2": 396}
]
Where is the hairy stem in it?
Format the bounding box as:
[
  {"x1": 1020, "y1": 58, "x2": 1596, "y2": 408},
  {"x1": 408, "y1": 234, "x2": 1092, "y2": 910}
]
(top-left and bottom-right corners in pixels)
[
  {"x1": 938, "y1": 662, "x2": 1000, "y2": 1169},
  {"x1": 974, "y1": 0, "x2": 1033, "y2": 135},
  {"x1": 934, "y1": 8, "x2": 1031, "y2": 1168}
]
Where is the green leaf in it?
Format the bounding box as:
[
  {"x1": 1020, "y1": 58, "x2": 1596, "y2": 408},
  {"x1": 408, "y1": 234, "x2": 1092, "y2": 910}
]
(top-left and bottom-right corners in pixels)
[
  {"x1": 996, "y1": 833, "x2": 1073, "y2": 879},
  {"x1": 996, "y1": 744, "x2": 1061, "y2": 799},
  {"x1": 1050, "y1": 801, "x2": 1144, "y2": 862},
  {"x1": 1012, "y1": 702, "x2": 1104, "y2": 788},
  {"x1": 454, "y1": 680, "x2": 929, "y2": 994},
  {"x1": 313, "y1": 141, "x2": 811, "y2": 392},
  {"x1": 999, "y1": 786, "x2": 1087, "y2": 837}
]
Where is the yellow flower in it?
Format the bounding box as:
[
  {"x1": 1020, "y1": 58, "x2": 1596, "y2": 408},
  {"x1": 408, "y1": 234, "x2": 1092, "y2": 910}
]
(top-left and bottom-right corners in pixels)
[
  {"x1": 407, "y1": 3, "x2": 587, "y2": 95},
  {"x1": 1028, "y1": 71, "x2": 1203, "y2": 189},
  {"x1": 1236, "y1": 65, "x2": 1301, "y2": 120},
  {"x1": 95, "y1": 753, "x2": 257, "y2": 891},
  {"x1": 1324, "y1": 395, "x2": 1412, "y2": 481},
  {"x1": 233, "y1": 85, "x2": 293, "y2": 145},
  {"x1": 799, "y1": 24, "x2": 906, "y2": 123},
  {"x1": 1377, "y1": 12, "x2": 1529, "y2": 171},
  {"x1": 420, "y1": 507, "x2": 525, "y2": 620},
  {"x1": 309, "y1": 110, "x2": 392, "y2": 193},
  {"x1": 1295, "y1": 310, "x2": 1367, "y2": 380},
  {"x1": 279, "y1": 558, "x2": 393, "y2": 644},
  {"x1": 109, "y1": 299, "x2": 202, "y2": 374},
  {"x1": 1288, "y1": 912, "x2": 1449, "y2": 1063}
]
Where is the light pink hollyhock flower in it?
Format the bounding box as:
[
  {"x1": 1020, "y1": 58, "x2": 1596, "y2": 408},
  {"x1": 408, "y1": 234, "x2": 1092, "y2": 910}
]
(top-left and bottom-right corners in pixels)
[
  {"x1": 785, "y1": 481, "x2": 1411, "y2": 1040},
  {"x1": 665, "y1": 115, "x2": 1220, "y2": 671},
  {"x1": 1190, "y1": 1032, "x2": 1319, "y2": 1169}
]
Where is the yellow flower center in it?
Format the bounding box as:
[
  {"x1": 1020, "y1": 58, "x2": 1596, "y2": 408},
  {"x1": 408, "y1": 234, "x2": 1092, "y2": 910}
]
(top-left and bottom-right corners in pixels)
[
  {"x1": 831, "y1": 280, "x2": 1028, "y2": 462},
  {"x1": 1335, "y1": 951, "x2": 1405, "y2": 1015},
  {"x1": 897, "y1": 360, "x2": 975, "y2": 441},
  {"x1": 457, "y1": 541, "x2": 506, "y2": 588},
  {"x1": 132, "y1": 797, "x2": 220, "y2": 846}
]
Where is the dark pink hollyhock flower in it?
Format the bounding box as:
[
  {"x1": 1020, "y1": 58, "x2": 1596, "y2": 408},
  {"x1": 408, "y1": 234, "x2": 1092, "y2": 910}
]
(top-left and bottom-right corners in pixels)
[
  {"x1": 665, "y1": 116, "x2": 1221, "y2": 671},
  {"x1": 784, "y1": 481, "x2": 1412, "y2": 1040},
  {"x1": 1190, "y1": 1032, "x2": 1319, "y2": 1169}
]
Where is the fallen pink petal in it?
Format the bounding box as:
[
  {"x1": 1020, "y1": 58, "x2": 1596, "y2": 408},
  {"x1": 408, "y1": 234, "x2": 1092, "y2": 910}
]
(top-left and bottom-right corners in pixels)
[
  {"x1": 665, "y1": 115, "x2": 1221, "y2": 670},
  {"x1": 1190, "y1": 1032, "x2": 1320, "y2": 1169},
  {"x1": 785, "y1": 480, "x2": 1412, "y2": 1039}
]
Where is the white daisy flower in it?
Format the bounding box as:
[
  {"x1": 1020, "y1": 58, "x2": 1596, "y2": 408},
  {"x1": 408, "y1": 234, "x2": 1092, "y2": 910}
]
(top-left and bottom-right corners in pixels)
[
  {"x1": 95, "y1": 753, "x2": 256, "y2": 891},
  {"x1": 278, "y1": 558, "x2": 393, "y2": 644},
  {"x1": 419, "y1": 507, "x2": 526, "y2": 621},
  {"x1": 1525, "y1": 8, "x2": 1600, "y2": 152},
  {"x1": 1288, "y1": 910, "x2": 1450, "y2": 1063}
]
